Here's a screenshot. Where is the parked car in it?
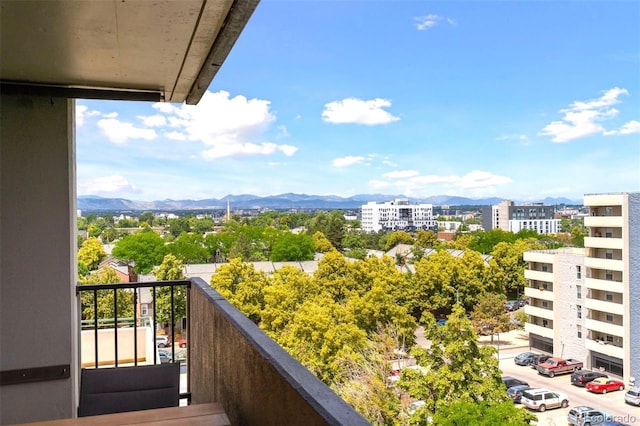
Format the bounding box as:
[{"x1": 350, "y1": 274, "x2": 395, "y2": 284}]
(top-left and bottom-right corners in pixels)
[
  {"x1": 157, "y1": 349, "x2": 172, "y2": 364},
  {"x1": 178, "y1": 338, "x2": 187, "y2": 348},
  {"x1": 520, "y1": 388, "x2": 569, "y2": 412},
  {"x1": 517, "y1": 298, "x2": 529, "y2": 307},
  {"x1": 571, "y1": 370, "x2": 608, "y2": 387},
  {"x1": 505, "y1": 300, "x2": 519, "y2": 312},
  {"x1": 529, "y1": 354, "x2": 551, "y2": 369},
  {"x1": 436, "y1": 319, "x2": 447, "y2": 326},
  {"x1": 586, "y1": 377, "x2": 625, "y2": 394},
  {"x1": 155, "y1": 335, "x2": 170, "y2": 348},
  {"x1": 514, "y1": 352, "x2": 537, "y2": 366},
  {"x1": 502, "y1": 376, "x2": 529, "y2": 389},
  {"x1": 174, "y1": 349, "x2": 187, "y2": 365},
  {"x1": 624, "y1": 386, "x2": 640, "y2": 406},
  {"x1": 506, "y1": 385, "x2": 531, "y2": 403},
  {"x1": 567, "y1": 406, "x2": 613, "y2": 426},
  {"x1": 536, "y1": 357, "x2": 583, "y2": 377}
]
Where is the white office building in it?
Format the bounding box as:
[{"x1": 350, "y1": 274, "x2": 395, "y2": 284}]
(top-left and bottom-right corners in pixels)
[
  {"x1": 524, "y1": 192, "x2": 639, "y2": 385},
  {"x1": 483, "y1": 200, "x2": 560, "y2": 234},
  {"x1": 361, "y1": 199, "x2": 437, "y2": 233}
]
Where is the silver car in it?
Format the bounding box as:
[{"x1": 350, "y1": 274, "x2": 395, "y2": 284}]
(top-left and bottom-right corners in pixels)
[{"x1": 624, "y1": 387, "x2": 640, "y2": 406}]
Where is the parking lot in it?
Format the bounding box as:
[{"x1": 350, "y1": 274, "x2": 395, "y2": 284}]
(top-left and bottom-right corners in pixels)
[{"x1": 499, "y1": 346, "x2": 639, "y2": 425}]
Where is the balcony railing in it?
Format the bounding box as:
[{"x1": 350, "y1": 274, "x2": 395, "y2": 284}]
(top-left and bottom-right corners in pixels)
[{"x1": 76, "y1": 278, "x2": 368, "y2": 425}]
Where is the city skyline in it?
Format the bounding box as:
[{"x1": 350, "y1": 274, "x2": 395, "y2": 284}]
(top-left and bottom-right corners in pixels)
[{"x1": 76, "y1": 1, "x2": 640, "y2": 202}]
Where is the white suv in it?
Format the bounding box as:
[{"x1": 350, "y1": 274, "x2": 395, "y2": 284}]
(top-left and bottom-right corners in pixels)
[
  {"x1": 520, "y1": 388, "x2": 569, "y2": 412},
  {"x1": 155, "y1": 335, "x2": 170, "y2": 348}
]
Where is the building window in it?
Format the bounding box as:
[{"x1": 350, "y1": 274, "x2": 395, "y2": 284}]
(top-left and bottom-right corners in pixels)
[
  {"x1": 542, "y1": 265, "x2": 548, "y2": 272},
  {"x1": 606, "y1": 314, "x2": 613, "y2": 322},
  {"x1": 606, "y1": 293, "x2": 613, "y2": 301},
  {"x1": 576, "y1": 266, "x2": 582, "y2": 279},
  {"x1": 577, "y1": 325, "x2": 582, "y2": 339},
  {"x1": 606, "y1": 270, "x2": 613, "y2": 280},
  {"x1": 606, "y1": 335, "x2": 614, "y2": 343},
  {"x1": 141, "y1": 305, "x2": 148, "y2": 316},
  {"x1": 605, "y1": 231, "x2": 613, "y2": 238},
  {"x1": 577, "y1": 285, "x2": 582, "y2": 299},
  {"x1": 605, "y1": 250, "x2": 613, "y2": 260},
  {"x1": 577, "y1": 305, "x2": 582, "y2": 319},
  {"x1": 542, "y1": 300, "x2": 548, "y2": 308}
]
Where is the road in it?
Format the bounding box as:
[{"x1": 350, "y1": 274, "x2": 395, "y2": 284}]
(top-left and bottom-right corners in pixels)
[{"x1": 499, "y1": 347, "x2": 639, "y2": 425}]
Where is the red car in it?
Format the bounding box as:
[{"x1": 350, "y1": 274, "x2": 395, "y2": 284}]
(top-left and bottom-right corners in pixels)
[{"x1": 585, "y1": 377, "x2": 625, "y2": 394}]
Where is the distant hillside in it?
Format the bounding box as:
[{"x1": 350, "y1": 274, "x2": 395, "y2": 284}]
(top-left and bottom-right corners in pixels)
[{"x1": 77, "y1": 194, "x2": 582, "y2": 212}]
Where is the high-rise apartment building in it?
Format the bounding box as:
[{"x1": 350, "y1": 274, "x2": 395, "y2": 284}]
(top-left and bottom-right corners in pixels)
[
  {"x1": 482, "y1": 200, "x2": 560, "y2": 234},
  {"x1": 523, "y1": 192, "x2": 639, "y2": 385},
  {"x1": 361, "y1": 199, "x2": 437, "y2": 233}
]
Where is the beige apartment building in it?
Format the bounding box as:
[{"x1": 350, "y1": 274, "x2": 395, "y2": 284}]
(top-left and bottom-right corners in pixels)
[{"x1": 524, "y1": 192, "x2": 639, "y2": 386}]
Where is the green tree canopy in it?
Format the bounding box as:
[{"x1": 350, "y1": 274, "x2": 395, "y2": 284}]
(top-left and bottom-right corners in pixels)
[
  {"x1": 79, "y1": 267, "x2": 133, "y2": 322},
  {"x1": 270, "y1": 232, "x2": 315, "y2": 261},
  {"x1": 77, "y1": 237, "x2": 107, "y2": 271},
  {"x1": 384, "y1": 231, "x2": 414, "y2": 251},
  {"x1": 153, "y1": 254, "x2": 187, "y2": 325},
  {"x1": 112, "y1": 229, "x2": 167, "y2": 274},
  {"x1": 398, "y1": 305, "x2": 533, "y2": 424},
  {"x1": 167, "y1": 232, "x2": 209, "y2": 264}
]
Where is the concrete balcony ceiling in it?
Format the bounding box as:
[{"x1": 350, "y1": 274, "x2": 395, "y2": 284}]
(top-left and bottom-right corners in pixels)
[{"x1": 0, "y1": 0, "x2": 259, "y2": 104}]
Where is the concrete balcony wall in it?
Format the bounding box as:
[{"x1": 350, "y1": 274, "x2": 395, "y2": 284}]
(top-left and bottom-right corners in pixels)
[
  {"x1": 524, "y1": 287, "x2": 554, "y2": 302},
  {"x1": 586, "y1": 339, "x2": 624, "y2": 360},
  {"x1": 585, "y1": 299, "x2": 624, "y2": 316},
  {"x1": 584, "y1": 193, "x2": 625, "y2": 206},
  {"x1": 189, "y1": 278, "x2": 368, "y2": 426},
  {"x1": 525, "y1": 323, "x2": 554, "y2": 340},
  {"x1": 524, "y1": 270, "x2": 553, "y2": 282},
  {"x1": 585, "y1": 319, "x2": 624, "y2": 338},
  {"x1": 584, "y1": 257, "x2": 624, "y2": 272},
  {"x1": 524, "y1": 251, "x2": 554, "y2": 264},
  {"x1": 525, "y1": 305, "x2": 554, "y2": 320},
  {"x1": 584, "y1": 237, "x2": 623, "y2": 250},
  {"x1": 584, "y1": 277, "x2": 623, "y2": 293},
  {"x1": 584, "y1": 216, "x2": 624, "y2": 228}
]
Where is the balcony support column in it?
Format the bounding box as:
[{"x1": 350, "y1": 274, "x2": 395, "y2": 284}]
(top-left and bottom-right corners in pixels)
[{"x1": 1, "y1": 94, "x2": 77, "y2": 423}]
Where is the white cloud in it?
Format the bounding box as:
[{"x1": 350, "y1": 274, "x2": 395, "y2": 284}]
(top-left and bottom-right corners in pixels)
[
  {"x1": 322, "y1": 98, "x2": 400, "y2": 125},
  {"x1": 333, "y1": 156, "x2": 366, "y2": 167},
  {"x1": 202, "y1": 142, "x2": 297, "y2": 160},
  {"x1": 603, "y1": 120, "x2": 640, "y2": 136},
  {"x1": 382, "y1": 170, "x2": 420, "y2": 179},
  {"x1": 165, "y1": 131, "x2": 187, "y2": 141},
  {"x1": 151, "y1": 90, "x2": 296, "y2": 160},
  {"x1": 78, "y1": 175, "x2": 138, "y2": 195},
  {"x1": 75, "y1": 104, "x2": 103, "y2": 127},
  {"x1": 138, "y1": 114, "x2": 167, "y2": 127},
  {"x1": 377, "y1": 169, "x2": 512, "y2": 196},
  {"x1": 414, "y1": 14, "x2": 455, "y2": 31},
  {"x1": 539, "y1": 87, "x2": 633, "y2": 142},
  {"x1": 496, "y1": 134, "x2": 529, "y2": 145},
  {"x1": 97, "y1": 118, "x2": 157, "y2": 144}
]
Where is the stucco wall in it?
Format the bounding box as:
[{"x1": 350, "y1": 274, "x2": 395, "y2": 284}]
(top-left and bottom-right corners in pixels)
[{"x1": 1, "y1": 95, "x2": 77, "y2": 423}]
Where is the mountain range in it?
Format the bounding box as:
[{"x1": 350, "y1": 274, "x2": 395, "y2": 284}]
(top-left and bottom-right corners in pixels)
[{"x1": 77, "y1": 194, "x2": 582, "y2": 212}]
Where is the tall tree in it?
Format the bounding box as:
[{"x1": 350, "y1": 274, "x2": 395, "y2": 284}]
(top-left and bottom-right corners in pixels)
[
  {"x1": 79, "y1": 267, "x2": 133, "y2": 322},
  {"x1": 112, "y1": 229, "x2": 167, "y2": 274},
  {"x1": 270, "y1": 232, "x2": 315, "y2": 261},
  {"x1": 78, "y1": 237, "x2": 107, "y2": 271},
  {"x1": 153, "y1": 254, "x2": 187, "y2": 325},
  {"x1": 398, "y1": 305, "x2": 534, "y2": 424}
]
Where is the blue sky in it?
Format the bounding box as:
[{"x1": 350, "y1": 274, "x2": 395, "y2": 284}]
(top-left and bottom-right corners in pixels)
[{"x1": 76, "y1": 1, "x2": 640, "y2": 203}]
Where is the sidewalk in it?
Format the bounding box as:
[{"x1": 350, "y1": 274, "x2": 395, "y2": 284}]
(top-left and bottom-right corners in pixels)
[{"x1": 478, "y1": 329, "x2": 530, "y2": 352}]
